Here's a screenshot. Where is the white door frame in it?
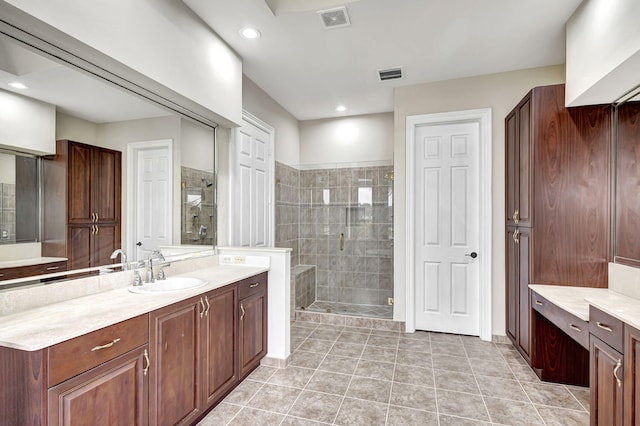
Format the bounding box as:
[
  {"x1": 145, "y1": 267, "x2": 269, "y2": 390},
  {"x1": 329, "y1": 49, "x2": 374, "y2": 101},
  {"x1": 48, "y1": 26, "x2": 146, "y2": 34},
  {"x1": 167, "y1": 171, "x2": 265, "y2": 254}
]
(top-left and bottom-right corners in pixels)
[
  {"x1": 229, "y1": 110, "x2": 276, "y2": 247},
  {"x1": 126, "y1": 139, "x2": 173, "y2": 260},
  {"x1": 406, "y1": 109, "x2": 492, "y2": 341}
]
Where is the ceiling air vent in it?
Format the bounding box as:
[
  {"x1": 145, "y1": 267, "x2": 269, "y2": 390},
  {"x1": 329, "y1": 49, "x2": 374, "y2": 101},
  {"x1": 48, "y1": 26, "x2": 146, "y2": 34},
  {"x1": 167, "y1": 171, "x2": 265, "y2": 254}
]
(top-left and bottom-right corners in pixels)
[
  {"x1": 378, "y1": 66, "x2": 404, "y2": 82},
  {"x1": 317, "y1": 6, "x2": 351, "y2": 30}
]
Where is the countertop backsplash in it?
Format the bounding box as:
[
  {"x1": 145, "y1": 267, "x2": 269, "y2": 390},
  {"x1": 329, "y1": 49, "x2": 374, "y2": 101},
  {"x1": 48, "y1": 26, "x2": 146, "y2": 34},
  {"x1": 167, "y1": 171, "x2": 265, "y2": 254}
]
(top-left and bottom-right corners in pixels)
[{"x1": 609, "y1": 262, "x2": 640, "y2": 299}]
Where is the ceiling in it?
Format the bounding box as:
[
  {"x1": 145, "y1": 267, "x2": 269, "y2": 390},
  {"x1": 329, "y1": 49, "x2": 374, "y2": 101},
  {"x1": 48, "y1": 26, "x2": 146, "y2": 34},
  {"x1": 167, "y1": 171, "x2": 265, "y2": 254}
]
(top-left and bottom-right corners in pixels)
[
  {"x1": 184, "y1": 0, "x2": 583, "y2": 121},
  {"x1": 0, "y1": 37, "x2": 169, "y2": 123}
]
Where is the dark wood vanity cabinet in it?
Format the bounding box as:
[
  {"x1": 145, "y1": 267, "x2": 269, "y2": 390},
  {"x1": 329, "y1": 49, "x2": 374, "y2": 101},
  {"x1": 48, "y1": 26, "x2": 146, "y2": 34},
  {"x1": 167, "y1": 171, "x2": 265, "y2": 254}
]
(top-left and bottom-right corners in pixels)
[
  {"x1": 591, "y1": 335, "x2": 624, "y2": 426},
  {"x1": 505, "y1": 84, "x2": 611, "y2": 361},
  {"x1": 149, "y1": 273, "x2": 267, "y2": 424},
  {"x1": 43, "y1": 140, "x2": 122, "y2": 269},
  {"x1": 625, "y1": 324, "x2": 640, "y2": 425},
  {"x1": 238, "y1": 273, "x2": 268, "y2": 379}
]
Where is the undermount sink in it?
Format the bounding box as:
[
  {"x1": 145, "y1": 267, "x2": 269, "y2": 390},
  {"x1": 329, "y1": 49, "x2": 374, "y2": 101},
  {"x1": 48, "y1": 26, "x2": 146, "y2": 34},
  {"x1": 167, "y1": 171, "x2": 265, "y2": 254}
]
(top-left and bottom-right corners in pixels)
[{"x1": 128, "y1": 277, "x2": 207, "y2": 294}]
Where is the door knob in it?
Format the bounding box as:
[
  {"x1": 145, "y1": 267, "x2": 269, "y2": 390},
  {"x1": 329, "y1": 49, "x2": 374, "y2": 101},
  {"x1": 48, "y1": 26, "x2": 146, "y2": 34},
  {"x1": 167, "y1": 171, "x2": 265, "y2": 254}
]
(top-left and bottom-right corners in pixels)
[
  {"x1": 136, "y1": 242, "x2": 142, "y2": 246},
  {"x1": 465, "y1": 252, "x2": 478, "y2": 259}
]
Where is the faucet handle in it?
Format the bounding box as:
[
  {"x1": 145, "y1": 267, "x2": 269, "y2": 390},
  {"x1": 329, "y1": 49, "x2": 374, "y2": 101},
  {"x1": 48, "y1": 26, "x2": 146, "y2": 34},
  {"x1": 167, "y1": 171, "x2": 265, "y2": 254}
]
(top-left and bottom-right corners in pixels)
[
  {"x1": 157, "y1": 264, "x2": 171, "y2": 280},
  {"x1": 133, "y1": 270, "x2": 143, "y2": 286}
]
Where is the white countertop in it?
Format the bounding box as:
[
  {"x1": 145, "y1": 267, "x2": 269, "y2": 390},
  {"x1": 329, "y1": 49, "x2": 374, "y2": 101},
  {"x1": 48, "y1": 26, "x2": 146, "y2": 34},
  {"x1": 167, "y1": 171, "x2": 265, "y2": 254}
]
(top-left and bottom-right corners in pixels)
[
  {"x1": 0, "y1": 257, "x2": 67, "y2": 269},
  {"x1": 0, "y1": 264, "x2": 268, "y2": 351},
  {"x1": 529, "y1": 284, "x2": 640, "y2": 330}
]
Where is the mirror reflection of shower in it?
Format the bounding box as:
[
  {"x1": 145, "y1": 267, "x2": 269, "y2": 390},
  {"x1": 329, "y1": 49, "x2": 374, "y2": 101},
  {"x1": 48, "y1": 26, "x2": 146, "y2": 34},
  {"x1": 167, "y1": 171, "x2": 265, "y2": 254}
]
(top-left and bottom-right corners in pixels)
[{"x1": 181, "y1": 166, "x2": 214, "y2": 245}]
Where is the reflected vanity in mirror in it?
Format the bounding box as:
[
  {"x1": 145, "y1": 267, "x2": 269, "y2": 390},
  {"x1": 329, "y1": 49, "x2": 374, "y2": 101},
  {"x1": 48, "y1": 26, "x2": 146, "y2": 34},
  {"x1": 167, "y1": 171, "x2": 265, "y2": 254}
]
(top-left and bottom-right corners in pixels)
[{"x1": 0, "y1": 33, "x2": 217, "y2": 288}]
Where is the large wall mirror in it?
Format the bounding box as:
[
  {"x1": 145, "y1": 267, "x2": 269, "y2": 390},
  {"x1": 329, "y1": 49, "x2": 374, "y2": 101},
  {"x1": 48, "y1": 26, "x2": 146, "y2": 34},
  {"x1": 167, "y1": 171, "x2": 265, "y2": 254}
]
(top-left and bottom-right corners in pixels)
[
  {"x1": 614, "y1": 88, "x2": 640, "y2": 267},
  {"x1": 0, "y1": 33, "x2": 216, "y2": 288}
]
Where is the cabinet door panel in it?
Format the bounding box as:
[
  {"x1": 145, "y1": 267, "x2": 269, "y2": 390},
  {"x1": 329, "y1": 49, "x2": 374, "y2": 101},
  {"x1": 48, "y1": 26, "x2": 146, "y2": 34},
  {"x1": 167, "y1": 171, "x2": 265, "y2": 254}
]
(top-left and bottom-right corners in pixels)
[
  {"x1": 239, "y1": 290, "x2": 267, "y2": 378},
  {"x1": 517, "y1": 228, "x2": 531, "y2": 360},
  {"x1": 93, "y1": 223, "x2": 120, "y2": 267},
  {"x1": 505, "y1": 112, "x2": 518, "y2": 227},
  {"x1": 203, "y1": 286, "x2": 237, "y2": 406},
  {"x1": 68, "y1": 226, "x2": 92, "y2": 270},
  {"x1": 590, "y1": 336, "x2": 623, "y2": 426},
  {"x1": 68, "y1": 143, "x2": 92, "y2": 223},
  {"x1": 505, "y1": 227, "x2": 518, "y2": 342},
  {"x1": 48, "y1": 346, "x2": 148, "y2": 426},
  {"x1": 625, "y1": 325, "x2": 640, "y2": 425},
  {"x1": 92, "y1": 148, "x2": 121, "y2": 223},
  {"x1": 150, "y1": 299, "x2": 201, "y2": 426},
  {"x1": 517, "y1": 96, "x2": 532, "y2": 228}
]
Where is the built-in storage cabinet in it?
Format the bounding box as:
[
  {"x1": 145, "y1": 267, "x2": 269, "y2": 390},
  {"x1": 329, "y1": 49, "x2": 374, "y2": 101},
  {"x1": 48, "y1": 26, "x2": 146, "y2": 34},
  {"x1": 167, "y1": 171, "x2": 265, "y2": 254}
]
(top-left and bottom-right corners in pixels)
[
  {"x1": 0, "y1": 272, "x2": 268, "y2": 425},
  {"x1": 238, "y1": 274, "x2": 268, "y2": 379},
  {"x1": 506, "y1": 226, "x2": 532, "y2": 361},
  {"x1": 590, "y1": 335, "x2": 624, "y2": 426},
  {"x1": 48, "y1": 345, "x2": 149, "y2": 425},
  {"x1": 149, "y1": 296, "x2": 202, "y2": 426},
  {"x1": 203, "y1": 284, "x2": 238, "y2": 406},
  {"x1": 505, "y1": 84, "x2": 611, "y2": 363},
  {"x1": 43, "y1": 140, "x2": 122, "y2": 270}
]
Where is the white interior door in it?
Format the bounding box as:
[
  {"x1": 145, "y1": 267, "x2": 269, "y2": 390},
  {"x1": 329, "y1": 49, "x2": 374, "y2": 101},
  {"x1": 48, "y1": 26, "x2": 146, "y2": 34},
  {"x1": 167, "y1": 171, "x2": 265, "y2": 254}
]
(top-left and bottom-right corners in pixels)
[
  {"x1": 231, "y1": 113, "x2": 273, "y2": 247},
  {"x1": 414, "y1": 121, "x2": 480, "y2": 335},
  {"x1": 132, "y1": 143, "x2": 172, "y2": 261}
]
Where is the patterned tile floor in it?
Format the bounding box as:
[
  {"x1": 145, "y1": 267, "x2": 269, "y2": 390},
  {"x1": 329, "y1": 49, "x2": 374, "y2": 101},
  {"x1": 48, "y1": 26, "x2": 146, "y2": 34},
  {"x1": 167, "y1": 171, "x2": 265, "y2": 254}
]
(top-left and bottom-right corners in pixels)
[
  {"x1": 303, "y1": 302, "x2": 393, "y2": 319},
  {"x1": 198, "y1": 322, "x2": 589, "y2": 425}
]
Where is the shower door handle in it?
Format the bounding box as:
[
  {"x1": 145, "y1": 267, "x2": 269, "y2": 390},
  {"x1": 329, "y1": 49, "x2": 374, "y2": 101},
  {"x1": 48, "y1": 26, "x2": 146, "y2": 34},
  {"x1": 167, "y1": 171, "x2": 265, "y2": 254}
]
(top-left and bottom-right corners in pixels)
[{"x1": 339, "y1": 233, "x2": 344, "y2": 251}]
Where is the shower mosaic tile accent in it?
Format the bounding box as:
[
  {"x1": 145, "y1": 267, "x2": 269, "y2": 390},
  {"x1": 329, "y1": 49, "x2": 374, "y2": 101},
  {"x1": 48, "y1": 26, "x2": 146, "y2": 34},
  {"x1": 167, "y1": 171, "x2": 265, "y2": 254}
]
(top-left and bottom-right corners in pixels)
[
  {"x1": 181, "y1": 166, "x2": 215, "y2": 246},
  {"x1": 275, "y1": 161, "x2": 394, "y2": 310},
  {"x1": 0, "y1": 183, "x2": 16, "y2": 244}
]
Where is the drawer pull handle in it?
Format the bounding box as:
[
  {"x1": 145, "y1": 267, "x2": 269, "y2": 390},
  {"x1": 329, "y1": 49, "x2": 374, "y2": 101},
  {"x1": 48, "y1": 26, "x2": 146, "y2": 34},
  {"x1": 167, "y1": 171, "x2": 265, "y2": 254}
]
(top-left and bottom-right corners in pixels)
[
  {"x1": 240, "y1": 303, "x2": 245, "y2": 321},
  {"x1": 250, "y1": 283, "x2": 260, "y2": 288},
  {"x1": 613, "y1": 358, "x2": 622, "y2": 387},
  {"x1": 513, "y1": 209, "x2": 519, "y2": 224},
  {"x1": 91, "y1": 338, "x2": 121, "y2": 351},
  {"x1": 143, "y1": 349, "x2": 150, "y2": 376},
  {"x1": 535, "y1": 300, "x2": 543, "y2": 306},
  {"x1": 569, "y1": 324, "x2": 581, "y2": 332},
  {"x1": 46, "y1": 266, "x2": 59, "y2": 271},
  {"x1": 596, "y1": 322, "x2": 613, "y2": 333},
  {"x1": 513, "y1": 229, "x2": 520, "y2": 244},
  {"x1": 204, "y1": 296, "x2": 210, "y2": 317}
]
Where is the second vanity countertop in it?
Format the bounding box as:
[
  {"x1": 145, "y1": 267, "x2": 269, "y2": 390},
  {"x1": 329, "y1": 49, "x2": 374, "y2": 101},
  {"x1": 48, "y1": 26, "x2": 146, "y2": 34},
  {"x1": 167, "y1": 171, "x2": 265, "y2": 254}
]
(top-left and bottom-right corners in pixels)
[
  {"x1": 0, "y1": 264, "x2": 268, "y2": 352},
  {"x1": 529, "y1": 284, "x2": 640, "y2": 331}
]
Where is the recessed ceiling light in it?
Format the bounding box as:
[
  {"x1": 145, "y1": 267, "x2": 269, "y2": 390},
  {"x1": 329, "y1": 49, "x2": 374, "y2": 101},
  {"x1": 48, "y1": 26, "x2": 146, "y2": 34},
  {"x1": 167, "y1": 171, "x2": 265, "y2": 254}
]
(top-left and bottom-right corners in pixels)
[
  {"x1": 239, "y1": 27, "x2": 261, "y2": 39},
  {"x1": 336, "y1": 105, "x2": 347, "y2": 112},
  {"x1": 8, "y1": 82, "x2": 28, "y2": 90}
]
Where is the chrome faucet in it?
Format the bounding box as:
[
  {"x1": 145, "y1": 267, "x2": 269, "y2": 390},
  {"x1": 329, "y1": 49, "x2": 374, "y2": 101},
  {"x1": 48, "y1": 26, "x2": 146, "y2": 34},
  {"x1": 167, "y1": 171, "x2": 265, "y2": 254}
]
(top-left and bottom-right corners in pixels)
[
  {"x1": 146, "y1": 250, "x2": 165, "y2": 283},
  {"x1": 110, "y1": 249, "x2": 128, "y2": 270}
]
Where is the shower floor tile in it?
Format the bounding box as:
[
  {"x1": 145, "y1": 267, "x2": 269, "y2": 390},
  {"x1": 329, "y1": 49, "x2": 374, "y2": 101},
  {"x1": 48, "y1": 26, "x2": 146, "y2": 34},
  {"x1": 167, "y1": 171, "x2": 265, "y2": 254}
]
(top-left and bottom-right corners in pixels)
[{"x1": 302, "y1": 301, "x2": 393, "y2": 319}]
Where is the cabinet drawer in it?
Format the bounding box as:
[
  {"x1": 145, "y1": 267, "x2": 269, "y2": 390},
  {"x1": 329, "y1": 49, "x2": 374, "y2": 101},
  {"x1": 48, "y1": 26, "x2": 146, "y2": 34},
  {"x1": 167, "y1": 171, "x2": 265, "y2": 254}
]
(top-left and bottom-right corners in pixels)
[
  {"x1": 589, "y1": 306, "x2": 624, "y2": 353},
  {"x1": 531, "y1": 291, "x2": 589, "y2": 349},
  {"x1": 48, "y1": 314, "x2": 148, "y2": 387},
  {"x1": 238, "y1": 272, "x2": 268, "y2": 300}
]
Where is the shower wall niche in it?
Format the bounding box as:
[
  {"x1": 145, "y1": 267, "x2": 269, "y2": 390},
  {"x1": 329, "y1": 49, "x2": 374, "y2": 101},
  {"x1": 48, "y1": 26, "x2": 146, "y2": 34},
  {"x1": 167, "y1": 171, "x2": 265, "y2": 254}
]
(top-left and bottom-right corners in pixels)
[{"x1": 276, "y1": 161, "x2": 394, "y2": 317}]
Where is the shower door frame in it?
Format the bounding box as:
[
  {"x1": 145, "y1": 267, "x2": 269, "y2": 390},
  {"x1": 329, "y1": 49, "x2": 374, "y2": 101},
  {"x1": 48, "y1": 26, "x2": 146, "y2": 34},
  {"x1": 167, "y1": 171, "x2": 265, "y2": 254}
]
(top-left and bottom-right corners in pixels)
[{"x1": 405, "y1": 108, "x2": 493, "y2": 342}]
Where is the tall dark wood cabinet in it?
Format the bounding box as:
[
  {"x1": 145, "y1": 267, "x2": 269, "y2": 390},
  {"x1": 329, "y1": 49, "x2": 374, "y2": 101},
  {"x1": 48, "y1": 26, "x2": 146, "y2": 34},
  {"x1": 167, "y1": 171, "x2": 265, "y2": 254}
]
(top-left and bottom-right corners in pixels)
[
  {"x1": 505, "y1": 84, "x2": 611, "y2": 362},
  {"x1": 43, "y1": 140, "x2": 122, "y2": 270}
]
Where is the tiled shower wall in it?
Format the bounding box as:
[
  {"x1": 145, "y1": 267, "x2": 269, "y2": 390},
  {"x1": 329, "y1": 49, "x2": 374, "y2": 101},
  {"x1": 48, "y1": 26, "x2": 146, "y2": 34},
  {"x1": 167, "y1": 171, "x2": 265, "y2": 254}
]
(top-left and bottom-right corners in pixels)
[
  {"x1": 181, "y1": 166, "x2": 215, "y2": 246},
  {"x1": 275, "y1": 161, "x2": 394, "y2": 307},
  {"x1": 0, "y1": 184, "x2": 15, "y2": 244}
]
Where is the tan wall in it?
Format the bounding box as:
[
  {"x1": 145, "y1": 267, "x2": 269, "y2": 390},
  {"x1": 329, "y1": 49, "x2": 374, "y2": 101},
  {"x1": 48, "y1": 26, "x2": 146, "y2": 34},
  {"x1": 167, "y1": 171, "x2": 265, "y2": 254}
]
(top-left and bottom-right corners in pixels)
[
  {"x1": 242, "y1": 75, "x2": 301, "y2": 166},
  {"x1": 393, "y1": 65, "x2": 565, "y2": 336},
  {"x1": 299, "y1": 113, "x2": 393, "y2": 166}
]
